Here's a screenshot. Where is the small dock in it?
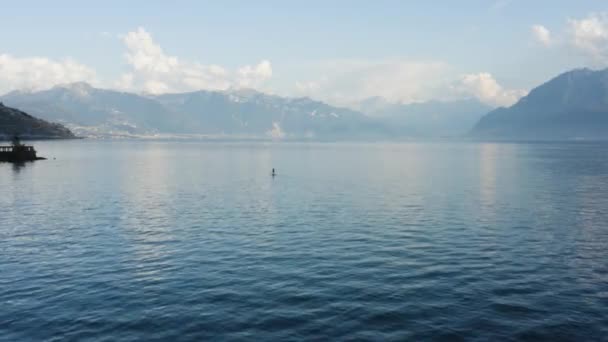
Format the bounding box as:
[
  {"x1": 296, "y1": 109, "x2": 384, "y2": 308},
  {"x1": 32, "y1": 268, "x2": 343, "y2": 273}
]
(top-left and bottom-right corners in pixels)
[{"x1": 0, "y1": 136, "x2": 45, "y2": 162}]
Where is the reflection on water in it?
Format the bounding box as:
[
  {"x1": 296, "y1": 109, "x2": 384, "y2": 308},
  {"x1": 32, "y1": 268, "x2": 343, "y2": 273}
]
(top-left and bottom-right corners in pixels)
[
  {"x1": 121, "y1": 146, "x2": 176, "y2": 282},
  {"x1": 479, "y1": 143, "x2": 498, "y2": 218},
  {"x1": 11, "y1": 162, "x2": 26, "y2": 173},
  {"x1": 1, "y1": 140, "x2": 608, "y2": 340},
  {"x1": 477, "y1": 143, "x2": 519, "y2": 224}
]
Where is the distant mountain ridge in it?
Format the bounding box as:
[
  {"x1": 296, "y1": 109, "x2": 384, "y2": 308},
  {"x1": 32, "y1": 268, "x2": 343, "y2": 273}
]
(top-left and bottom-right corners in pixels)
[
  {"x1": 1, "y1": 83, "x2": 390, "y2": 139},
  {"x1": 360, "y1": 98, "x2": 492, "y2": 137},
  {"x1": 1, "y1": 83, "x2": 494, "y2": 139},
  {"x1": 472, "y1": 68, "x2": 608, "y2": 140},
  {"x1": 2, "y1": 83, "x2": 177, "y2": 138},
  {"x1": 0, "y1": 102, "x2": 75, "y2": 139},
  {"x1": 150, "y1": 89, "x2": 385, "y2": 138},
  {"x1": 6, "y1": 68, "x2": 608, "y2": 140}
]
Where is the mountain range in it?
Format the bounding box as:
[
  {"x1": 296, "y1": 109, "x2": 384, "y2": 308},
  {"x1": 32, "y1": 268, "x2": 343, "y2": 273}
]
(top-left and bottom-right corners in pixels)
[
  {"x1": 359, "y1": 97, "x2": 492, "y2": 137},
  {"x1": 472, "y1": 68, "x2": 608, "y2": 140},
  {"x1": 0, "y1": 84, "x2": 385, "y2": 139},
  {"x1": 4, "y1": 68, "x2": 608, "y2": 140},
  {"x1": 0, "y1": 83, "x2": 491, "y2": 139}
]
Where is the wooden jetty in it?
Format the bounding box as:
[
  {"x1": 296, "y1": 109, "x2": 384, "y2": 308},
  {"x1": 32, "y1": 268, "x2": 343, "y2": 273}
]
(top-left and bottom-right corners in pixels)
[{"x1": 0, "y1": 136, "x2": 45, "y2": 162}]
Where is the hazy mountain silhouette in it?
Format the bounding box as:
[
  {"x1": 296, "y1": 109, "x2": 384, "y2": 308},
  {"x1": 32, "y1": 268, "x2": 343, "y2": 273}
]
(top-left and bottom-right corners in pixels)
[
  {"x1": 152, "y1": 89, "x2": 388, "y2": 138},
  {"x1": 0, "y1": 102, "x2": 75, "y2": 139},
  {"x1": 359, "y1": 98, "x2": 492, "y2": 137},
  {"x1": 1, "y1": 84, "x2": 389, "y2": 139},
  {"x1": 0, "y1": 83, "x2": 537, "y2": 140},
  {"x1": 472, "y1": 68, "x2": 608, "y2": 140},
  {"x1": 1, "y1": 83, "x2": 177, "y2": 137}
]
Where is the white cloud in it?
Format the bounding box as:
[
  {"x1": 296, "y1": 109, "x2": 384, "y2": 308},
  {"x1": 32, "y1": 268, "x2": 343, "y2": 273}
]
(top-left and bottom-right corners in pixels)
[
  {"x1": 531, "y1": 14, "x2": 608, "y2": 66},
  {"x1": 118, "y1": 27, "x2": 272, "y2": 94},
  {"x1": 289, "y1": 60, "x2": 532, "y2": 108},
  {"x1": 568, "y1": 13, "x2": 608, "y2": 64},
  {"x1": 458, "y1": 72, "x2": 527, "y2": 107},
  {"x1": 0, "y1": 54, "x2": 97, "y2": 94},
  {"x1": 0, "y1": 26, "x2": 531, "y2": 108},
  {"x1": 237, "y1": 60, "x2": 272, "y2": 88},
  {"x1": 114, "y1": 72, "x2": 134, "y2": 90},
  {"x1": 292, "y1": 59, "x2": 452, "y2": 106},
  {"x1": 532, "y1": 25, "x2": 552, "y2": 46}
]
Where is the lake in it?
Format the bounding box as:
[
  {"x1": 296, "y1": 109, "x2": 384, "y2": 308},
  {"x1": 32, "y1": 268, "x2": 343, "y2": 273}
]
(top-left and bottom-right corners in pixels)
[{"x1": 1, "y1": 140, "x2": 607, "y2": 340}]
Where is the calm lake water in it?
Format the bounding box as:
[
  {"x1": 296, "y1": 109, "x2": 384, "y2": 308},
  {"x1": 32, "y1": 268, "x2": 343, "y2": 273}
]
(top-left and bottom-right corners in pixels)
[{"x1": 1, "y1": 140, "x2": 608, "y2": 341}]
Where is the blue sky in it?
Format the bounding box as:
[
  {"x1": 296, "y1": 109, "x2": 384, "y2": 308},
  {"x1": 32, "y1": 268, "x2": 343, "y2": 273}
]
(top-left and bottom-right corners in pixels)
[{"x1": 1, "y1": 0, "x2": 607, "y2": 107}]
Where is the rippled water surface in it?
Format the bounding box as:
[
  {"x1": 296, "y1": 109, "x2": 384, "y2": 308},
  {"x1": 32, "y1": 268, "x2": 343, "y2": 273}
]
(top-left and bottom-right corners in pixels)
[{"x1": 1, "y1": 140, "x2": 608, "y2": 341}]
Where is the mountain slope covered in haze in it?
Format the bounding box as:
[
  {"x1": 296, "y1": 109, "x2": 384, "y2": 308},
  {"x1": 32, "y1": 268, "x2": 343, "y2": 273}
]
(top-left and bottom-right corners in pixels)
[
  {"x1": 2, "y1": 83, "x2": 518, "y2": 139},
  {"x1": 1, "y1": 84, "x2": 390, "y2": 139},
  {"x1": 1, "y1": 83, "x2": 177, "y2": 137},
  {"x1": 472, "y1": 68, "x2": 608, "y2": 140},
  {"x1": 361, "y1": 98, "x2": 492, "y2": 137},
  {"x1": 152, "y1": 89, "x2": 388, "y2": 138},
  {"x1": 0, "y1": 102, "x2": 75, "y2": 139}
]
